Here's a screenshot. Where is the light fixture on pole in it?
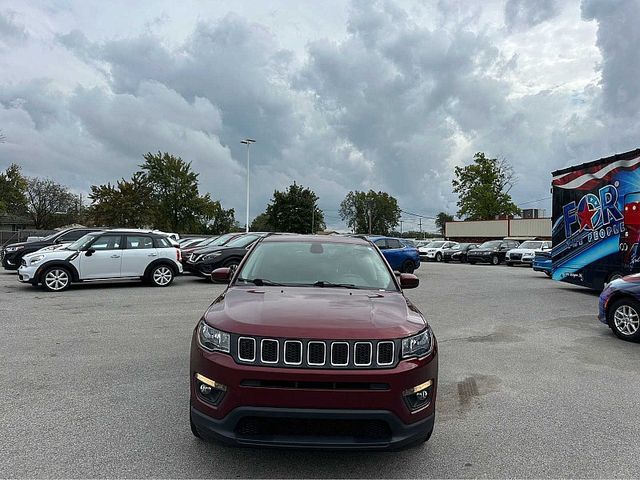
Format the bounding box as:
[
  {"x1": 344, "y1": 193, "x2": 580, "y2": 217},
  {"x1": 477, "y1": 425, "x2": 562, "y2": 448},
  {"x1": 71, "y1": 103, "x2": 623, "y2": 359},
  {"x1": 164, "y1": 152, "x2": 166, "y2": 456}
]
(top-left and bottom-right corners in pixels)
[{"x1": 240, "y1": 138, "x2": 256, "y2": 232}]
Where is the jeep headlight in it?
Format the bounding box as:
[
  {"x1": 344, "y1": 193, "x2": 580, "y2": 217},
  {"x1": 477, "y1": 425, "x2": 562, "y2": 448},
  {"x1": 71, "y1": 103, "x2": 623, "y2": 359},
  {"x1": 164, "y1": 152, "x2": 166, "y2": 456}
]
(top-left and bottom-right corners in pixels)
[
  {"x1": 197, "y1": 321, "x2": 230, "y2": 353},
  {"x1": 202, "y1": 252, "x2": 223, "y2": 261},
  {"x1": 401, "y1": 327, "x2": 433, "y2": 359},
  {"x1": 29, "y1": 254, "x2": 45, "y2": 265}
]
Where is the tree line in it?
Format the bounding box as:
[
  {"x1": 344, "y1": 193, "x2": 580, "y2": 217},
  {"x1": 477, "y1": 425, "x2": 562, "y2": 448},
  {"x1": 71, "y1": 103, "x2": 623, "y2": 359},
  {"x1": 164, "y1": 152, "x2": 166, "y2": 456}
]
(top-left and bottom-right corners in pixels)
[{"x1": 0, "y1": 150, "x2": 519, "y2": 235}]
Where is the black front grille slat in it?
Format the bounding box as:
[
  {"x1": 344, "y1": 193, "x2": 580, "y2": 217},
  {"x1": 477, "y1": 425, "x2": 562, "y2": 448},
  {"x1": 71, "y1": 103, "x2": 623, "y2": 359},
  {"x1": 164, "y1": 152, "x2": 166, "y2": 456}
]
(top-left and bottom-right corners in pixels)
[
  {"x1": 377, "y1": 342, "x2": 394, "y2": 365},
  {"x1": 234, "y1": 337, "x2": 397, "y2": 368},
  {"x1": 261, "y1": 339, "x2": 278, "y2": 363},
  {"x1": 235, "y1": 417, "x2": 392, "y2": 441},
  {"x1": 355, "y1": 343, "x2": 372, "y2": 366},
  {"x1": 308, "y1": 342, "x2": 326, "y2": 365}
]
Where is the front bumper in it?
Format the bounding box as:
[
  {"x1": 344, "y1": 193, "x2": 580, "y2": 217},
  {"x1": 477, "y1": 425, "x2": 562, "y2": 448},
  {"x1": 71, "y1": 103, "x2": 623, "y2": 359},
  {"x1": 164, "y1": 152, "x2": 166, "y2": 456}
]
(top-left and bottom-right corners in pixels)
[
  {"x1": 191, "y1": 405, "x2": 434, "y2": 450},
  {"x1": 17, "y1": 265, "x2": 38, "y2": 284},
  {"x1": 2, "y1": 251, "x2": 20, "y2": 270},
  {"x1": 190, "y1": 333, "x2": 438, "y2": 449},
  {"x1": 184, "y1": 261, "x2": 216, "y2": 277},
  {"x1": 467, "y1": 253, "x2": 492, "y2": 263}
]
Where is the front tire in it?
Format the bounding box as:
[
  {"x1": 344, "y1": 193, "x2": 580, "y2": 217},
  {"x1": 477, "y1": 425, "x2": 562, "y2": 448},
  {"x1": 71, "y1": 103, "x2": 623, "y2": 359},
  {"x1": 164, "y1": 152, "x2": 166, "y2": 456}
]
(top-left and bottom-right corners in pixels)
[
  {"x1": 608, "y1": 298, "x2": 640, "y2": 342},
  {"x1": 491, "y1": 255, "x2": 500, "y2": 266},
  {"x1": 401, "y1": 260, "x2": 415, "y2": 274},
  {"x1": 150, "y1": 264, "x2": 174, "y2": 287},
  {"x1": 41, "y1": 266, "x2": 71, "y2": 292},
  {"x1": 435, "y1": 252, "x2": 443, "y2": 262}
]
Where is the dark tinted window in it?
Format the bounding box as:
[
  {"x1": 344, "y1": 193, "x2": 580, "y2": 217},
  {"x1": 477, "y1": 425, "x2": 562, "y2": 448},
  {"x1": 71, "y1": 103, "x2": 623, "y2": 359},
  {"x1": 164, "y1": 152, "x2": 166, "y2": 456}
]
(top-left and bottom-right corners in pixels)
[
  {"x1": 155, "y1": 237, "x2": 172, "y2": 248},
  {"x1": 90, "y1": 235, "x2": 122, "y2": 250},
  {"x1": 125, "y1": 235, "x2": 154, "y2": 249},
  {"x1": 58, "y1": 230, "x2": 89, "y2": 242},
  {"x1": 374, "y1": 239, "x2": 387, "y2": 249},
  {"x1": 387, "y1": 239, "x2": 403, "y2": 249}
]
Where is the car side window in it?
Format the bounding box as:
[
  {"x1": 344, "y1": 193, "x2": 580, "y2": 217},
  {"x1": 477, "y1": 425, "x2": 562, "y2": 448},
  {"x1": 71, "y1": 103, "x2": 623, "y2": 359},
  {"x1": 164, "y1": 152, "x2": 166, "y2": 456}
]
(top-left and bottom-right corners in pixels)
[
  {"x1": 90, "y1": 235, "x2": 122, "y2": 250},
  {"x1": 387, "y1": 239, "x2": 402, "y2": 249},
  {"x1": 155, "y1": 237, "x2": 172, "y2": 248},
  {"x1": 125, "y1": 235, "x2": 154, "y2": 249},
  {"x1": 375, "y1": 239, "x2": 387, "y2": 250}
]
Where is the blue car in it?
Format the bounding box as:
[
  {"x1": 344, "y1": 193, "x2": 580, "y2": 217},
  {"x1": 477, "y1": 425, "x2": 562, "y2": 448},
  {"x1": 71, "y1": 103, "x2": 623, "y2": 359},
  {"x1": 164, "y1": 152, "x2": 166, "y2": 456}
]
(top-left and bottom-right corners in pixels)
[
  {"x1": 532, "y1": 251, "x2": 552, "y2": 277},
  {"x1": 367, "y1": 236, "x2": 421, "y2": 273},
  {"x1": 599, "y1": 276, "x2": 640, "y2": 342}
]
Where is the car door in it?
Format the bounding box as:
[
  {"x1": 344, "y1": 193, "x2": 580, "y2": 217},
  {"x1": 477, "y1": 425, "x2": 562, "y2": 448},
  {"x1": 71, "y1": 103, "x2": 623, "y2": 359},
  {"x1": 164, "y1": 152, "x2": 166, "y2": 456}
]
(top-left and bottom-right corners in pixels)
[
  {"x1": 384, "y1": 238, "x2": 405, "y2": 270},
  {"x1": 121, "y1": 235, "x2": 157, "y2": 277},
  {"x1": 78, "y1": 234, "x2": 123, "y2": 279}
]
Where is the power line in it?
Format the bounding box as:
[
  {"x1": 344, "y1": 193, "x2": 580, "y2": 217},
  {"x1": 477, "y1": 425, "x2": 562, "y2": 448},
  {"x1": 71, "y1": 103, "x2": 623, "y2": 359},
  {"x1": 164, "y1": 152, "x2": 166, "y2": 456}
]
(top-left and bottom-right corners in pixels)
[{"x1": 518, "y1": 196, "x2": 552, "y2": 207}]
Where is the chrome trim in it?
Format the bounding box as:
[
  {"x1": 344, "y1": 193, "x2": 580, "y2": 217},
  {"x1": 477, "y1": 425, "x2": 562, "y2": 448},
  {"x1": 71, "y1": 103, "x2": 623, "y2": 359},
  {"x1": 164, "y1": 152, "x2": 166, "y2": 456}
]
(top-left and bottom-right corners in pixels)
[
  {"x1": 376, "y1": 341, "x2": 395, "y2": 366},
  {"x1": 260, "y1": 338, "x2": 279, "y2": 364},
  {"x1": 283, "y1": 340, "x2": 303, "y2": 366},
  {"x1": 354, "y1": 341, "x2": 373, "y2": 366},
  {"x1": 237, "y1": 337, "x2": 256, "y2": 362},
  {"x1": 330, "y1": 341, "x2": 349, "y2": 366},
  {"x1": 307, "y1": 341, "x2": 326, "y2": 366}
]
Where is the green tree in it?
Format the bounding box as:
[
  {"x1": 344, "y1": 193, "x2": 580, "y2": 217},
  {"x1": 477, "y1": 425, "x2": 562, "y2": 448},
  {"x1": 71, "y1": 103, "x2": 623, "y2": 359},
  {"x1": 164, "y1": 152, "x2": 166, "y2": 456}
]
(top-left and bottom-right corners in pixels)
[
  {"x1": 339, "y1": 190, "x2": 401, "y2": 235},
  {"x1": 452, "y1": 152, "x2": 520, "y2": 220},
  {"x1": 25, "y1": 177, "x2": 78, "y2": 229},
  {"x1": 88, "y1": 172, "x2": 154, "y2": 227},
  {"x1": 435, "y1": 212, "x2": 454, "y2": 236},
  {"x1": 0, "y1": 163, "x2": 28, "y2": 215},
  {"x1": 264, "y1": 182, "x2": 325, "y2": 233},
  {"x1": 250, "y1": 212, "x2": 272, "y2": 231}
]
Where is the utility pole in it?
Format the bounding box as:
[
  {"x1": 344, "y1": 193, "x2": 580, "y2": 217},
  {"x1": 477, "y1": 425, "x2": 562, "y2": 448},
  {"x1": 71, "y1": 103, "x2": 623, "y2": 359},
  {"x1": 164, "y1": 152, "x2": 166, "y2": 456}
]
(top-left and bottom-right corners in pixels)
[
  {"x1": 240, "y1": 138, "x2": 256, "y2": 232},
  {"x1": 400, "y1": 220, "x2": 403, "y2": 235},
  {"x1": 366, "y1": 199, "x2": 373, "y2": 235},
  {"x1": 419, "y1": 218, "x2": 422, "y2": 239},
  {"x1": 311, "y1": 204, "x2": 315, "y2": 234}
]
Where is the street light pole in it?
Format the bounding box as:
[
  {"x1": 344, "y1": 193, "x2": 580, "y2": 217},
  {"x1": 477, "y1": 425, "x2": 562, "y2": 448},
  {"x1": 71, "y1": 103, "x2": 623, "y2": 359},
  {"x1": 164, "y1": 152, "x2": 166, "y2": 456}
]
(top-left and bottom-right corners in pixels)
[{"x1": 240, "y1": 138, "x2": 256, "y2": 232}]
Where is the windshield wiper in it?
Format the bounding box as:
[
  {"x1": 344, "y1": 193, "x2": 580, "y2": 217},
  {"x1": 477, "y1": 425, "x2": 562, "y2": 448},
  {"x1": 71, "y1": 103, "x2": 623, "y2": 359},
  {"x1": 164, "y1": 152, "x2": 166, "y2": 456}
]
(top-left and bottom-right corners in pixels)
[
  {"x1": 237, "y1": 278, "x2": 286, "y2": 286},
  {"x1": 313, "y1": 281, "x2": 359, "y2": 289}
]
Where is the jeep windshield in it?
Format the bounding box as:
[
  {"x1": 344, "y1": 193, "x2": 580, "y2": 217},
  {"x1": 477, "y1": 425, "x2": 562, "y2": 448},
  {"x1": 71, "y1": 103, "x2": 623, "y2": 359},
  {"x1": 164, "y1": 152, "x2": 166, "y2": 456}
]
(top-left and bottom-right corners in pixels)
[
  {"x1": 236, "y1": 241, "x2": 398, "y2": 291},
  {"x1": 519, "y1": 241, "x2": 543, "y2": 249},
  {"x1": 479, "y1": 240, "x2": 502, "y2": 249}
]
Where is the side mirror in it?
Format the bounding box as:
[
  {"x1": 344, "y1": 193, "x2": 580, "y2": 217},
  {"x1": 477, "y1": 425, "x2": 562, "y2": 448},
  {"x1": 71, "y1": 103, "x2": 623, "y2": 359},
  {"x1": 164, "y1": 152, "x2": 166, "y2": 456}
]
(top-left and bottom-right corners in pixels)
[
  {"x1": 399, "y1": 273, "x2": 419, "y2": 289},
  {"x1": 85, "y1": 248, "x2": 95, "y2": 257},
  {"x1": 211, "y1": 267, "x2": 232, "y2": 284}
]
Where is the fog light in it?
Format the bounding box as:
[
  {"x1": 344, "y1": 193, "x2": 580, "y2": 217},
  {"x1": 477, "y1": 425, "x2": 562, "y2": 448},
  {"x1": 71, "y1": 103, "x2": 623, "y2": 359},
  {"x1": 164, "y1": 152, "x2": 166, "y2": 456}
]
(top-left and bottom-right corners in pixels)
[
  {"x1": 195, "y1": 373, "x2": 227, "y2": 406},
  {"x1": 403, "y1": 379, "x2": 433, "y2": 412}
]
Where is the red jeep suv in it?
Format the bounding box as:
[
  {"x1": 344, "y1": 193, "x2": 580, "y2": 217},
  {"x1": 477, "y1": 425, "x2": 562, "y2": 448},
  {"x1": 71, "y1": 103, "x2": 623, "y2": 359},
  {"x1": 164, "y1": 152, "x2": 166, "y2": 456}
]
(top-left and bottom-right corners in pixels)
[{"x1": 189, "y1": 234, "x2": 438, "y2": 449}]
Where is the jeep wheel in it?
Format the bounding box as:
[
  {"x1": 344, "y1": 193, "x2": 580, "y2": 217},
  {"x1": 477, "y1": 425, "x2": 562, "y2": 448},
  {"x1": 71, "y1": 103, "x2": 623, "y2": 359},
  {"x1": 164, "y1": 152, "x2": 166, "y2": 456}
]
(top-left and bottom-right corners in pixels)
[
  {"x1": 402, "y1": 260, "x2": 415, "y2": 274},
  {"x1": 150, "y1": 265, "x2": 174, "y2": 287},
  {"x1": 608, "y1": 298, "x2": 640, "y2": 342},
  {"x1": 435, "y1": 252, "x2": 443, "y2": 262},
  {"x1": 491, "y1": 255, "x2": 500, "y2": 266},
  {"x1": 42, "y1": 266, "x2": 71, "y2": 292}
]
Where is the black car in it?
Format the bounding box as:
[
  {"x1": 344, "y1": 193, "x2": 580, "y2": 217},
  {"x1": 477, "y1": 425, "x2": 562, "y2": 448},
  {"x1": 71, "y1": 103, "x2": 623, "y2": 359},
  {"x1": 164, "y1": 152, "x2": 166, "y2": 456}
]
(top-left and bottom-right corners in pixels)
[
  {"x1": 184, "y1": 233, "x2": 265, "y2": 279},
  {"x1": 466, "y1": 240, "x2": 520, "y2": 265},
  {"x1": 442, "y1": 243, "x2": 478, "y2": 263},
  {"x1": 1, "y1": 227, "x2": 103, "y2": 270}
]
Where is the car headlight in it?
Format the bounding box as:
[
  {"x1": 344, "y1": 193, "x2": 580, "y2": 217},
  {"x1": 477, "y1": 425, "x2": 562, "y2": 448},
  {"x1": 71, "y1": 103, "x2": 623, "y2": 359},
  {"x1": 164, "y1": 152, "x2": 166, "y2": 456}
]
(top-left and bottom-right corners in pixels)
[
  {"x1": 197, "y1": 321, "x2": 230, "y2": 353},
  {"x1": 6, "y1": 246, "x2": 23, "y2": 252},
  {"x1": 202, "y1": 252, "x2": 223, "y2": 261},
  {"x1": 29, "y1": 254, "x2": 45, "y2": 265},
  {"x1": 401, "y1": 328, "x2": 433, "y2": 359}
]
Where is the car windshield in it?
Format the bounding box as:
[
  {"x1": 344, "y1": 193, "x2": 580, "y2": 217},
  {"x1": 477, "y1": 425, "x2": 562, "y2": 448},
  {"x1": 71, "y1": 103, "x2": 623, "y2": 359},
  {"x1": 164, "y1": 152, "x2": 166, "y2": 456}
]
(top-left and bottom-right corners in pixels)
[
  {"x1": 479, "y1": 240, "x2": 502, "y2": 249},
  {"x1": 427, "y1": 241, "x2": 445, "y2": 248},
  {"x1": 40, "y1": 230, "x2": 68, "y2": 242},
  {"x1": 208, "y1": 233, "x2": 238, "y2": 246},
  {"x1": 236, "y1": 241, "x2": 397, "y2": 291},
  {"x1": 66, "y1": 233, "x2": 99, "y2": 251},
  {"x1": 519, "y1": 241, "x2": 543, "y2": 249},
  {"x1": 449, "y1": 244, "x2": 460, "y2": 250},
  {"x1": 225, "y1": 234, "x2": 261, "y2": 248}
]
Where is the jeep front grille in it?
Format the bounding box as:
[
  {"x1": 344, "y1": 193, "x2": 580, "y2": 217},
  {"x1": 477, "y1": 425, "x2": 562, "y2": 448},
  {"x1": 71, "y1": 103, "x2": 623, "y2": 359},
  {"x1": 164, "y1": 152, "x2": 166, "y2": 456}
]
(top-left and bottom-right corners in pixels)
[{"x1": 233, "y1": 336, "x2": 399, "y2": 369}]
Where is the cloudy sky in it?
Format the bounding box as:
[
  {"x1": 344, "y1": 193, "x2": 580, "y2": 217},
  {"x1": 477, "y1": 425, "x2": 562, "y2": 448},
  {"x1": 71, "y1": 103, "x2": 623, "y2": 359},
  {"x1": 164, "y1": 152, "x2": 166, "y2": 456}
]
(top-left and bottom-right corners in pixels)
[{"x1": 0, "y1": 0, "x2": 638, "y2": 231}]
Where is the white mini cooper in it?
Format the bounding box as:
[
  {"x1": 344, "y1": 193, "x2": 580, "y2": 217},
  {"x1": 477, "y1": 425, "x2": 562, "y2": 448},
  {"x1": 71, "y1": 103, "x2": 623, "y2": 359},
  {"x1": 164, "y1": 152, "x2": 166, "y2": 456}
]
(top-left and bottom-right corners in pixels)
[{"x1": 18, "y1": 229, "x2": 183, "y2": 292}]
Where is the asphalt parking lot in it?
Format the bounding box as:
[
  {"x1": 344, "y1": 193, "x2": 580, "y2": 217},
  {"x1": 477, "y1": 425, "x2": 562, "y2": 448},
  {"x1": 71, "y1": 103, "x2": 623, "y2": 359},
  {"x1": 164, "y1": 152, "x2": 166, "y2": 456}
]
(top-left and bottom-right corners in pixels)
[{"x1": 1, "y1": 263, "x2": 639, "y2": 478}]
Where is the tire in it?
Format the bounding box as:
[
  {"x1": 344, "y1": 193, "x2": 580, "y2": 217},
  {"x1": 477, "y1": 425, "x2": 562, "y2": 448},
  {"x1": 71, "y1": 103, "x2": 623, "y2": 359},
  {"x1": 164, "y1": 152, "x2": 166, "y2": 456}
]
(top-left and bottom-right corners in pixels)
[
  {"x1": 41, "y1": 266, "x2": 71, "y2": 292},
  {"x1": 491, "y1": 255, "x2": 500, "y2": 266},
  {"x1": 460, "y1": 255, "x2": 467, "y2": 263},
  {"x1": 544, "y1": 271, "x2": 552, "y2": 278},
  {"x1": 435, "y1": 252, "x2": 443, "y2": 262},
  {"x1": 443, "y1": 258, "x2": 449, "y2": 263},
  {"x1": 607, "y1": 298, "x2": 640, "y2": 342},
  {"x1": 149, "y1": 264, "x2": 174, "y2": 287},
  {"x1": 469, "y1": 260, "x2": 476, "y2": 265},
  {"x1": 506, "y1": 262, "x2": 514, "y2": 267},
  {"x1": 402, "y1": 260, "x2": 415, "y2": 274}
]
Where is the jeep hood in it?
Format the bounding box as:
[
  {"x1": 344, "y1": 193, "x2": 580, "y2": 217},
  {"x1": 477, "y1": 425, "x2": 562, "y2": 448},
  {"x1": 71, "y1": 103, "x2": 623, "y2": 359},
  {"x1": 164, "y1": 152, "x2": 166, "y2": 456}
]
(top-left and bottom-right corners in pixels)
[{"x1": 203, "y1": 286, "x2": 426, "y2": 340}]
